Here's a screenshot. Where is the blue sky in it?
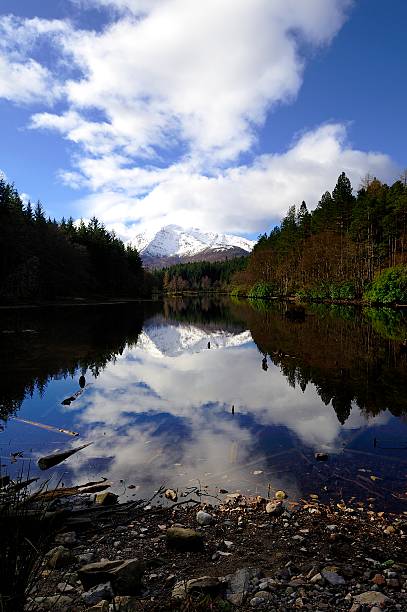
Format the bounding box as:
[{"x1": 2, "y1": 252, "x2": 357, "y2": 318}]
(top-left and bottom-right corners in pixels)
[{"x1": 0, "y1": 0, "x2": 405, "y2": 241}]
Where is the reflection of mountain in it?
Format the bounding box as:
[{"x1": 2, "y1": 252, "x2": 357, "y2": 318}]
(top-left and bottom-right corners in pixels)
[{"x1": 137, "y1": 320, "x2": 252, "y2": 357}]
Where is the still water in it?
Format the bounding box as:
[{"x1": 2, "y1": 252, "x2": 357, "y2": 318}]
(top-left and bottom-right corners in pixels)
[{"x1": 1, "y1": 298, "x2": 407, "y2": 510}]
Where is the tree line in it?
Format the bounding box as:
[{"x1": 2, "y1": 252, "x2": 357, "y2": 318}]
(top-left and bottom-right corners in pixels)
[
  {"x1": 152, "y1": 257, "x2": 248, "y2": 293},
  {"x1": 0, "y1": 179, "x2": 148, "y2": 302},
  {"x1": 232, "y1": 172, "x2": 407, "y2": 303}
]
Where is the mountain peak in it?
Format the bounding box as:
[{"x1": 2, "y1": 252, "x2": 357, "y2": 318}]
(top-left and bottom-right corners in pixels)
[{"x1": 131, "y1": 225, "x2": 255, "y2": 268}]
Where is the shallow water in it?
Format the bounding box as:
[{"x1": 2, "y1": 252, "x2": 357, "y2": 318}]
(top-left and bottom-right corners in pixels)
[{"x1": 1, "y1": 298, "x2": 407, "y2": 510}]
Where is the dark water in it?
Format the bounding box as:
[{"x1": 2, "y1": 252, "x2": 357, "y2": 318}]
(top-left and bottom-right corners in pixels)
[{"x1": 1, "y1": 298, "x2": 407, "y2": 510}]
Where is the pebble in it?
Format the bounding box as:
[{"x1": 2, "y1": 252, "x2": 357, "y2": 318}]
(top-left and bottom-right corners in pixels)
[{"x1": 196, "y1": 510, "x2": 214, "y2": 526}]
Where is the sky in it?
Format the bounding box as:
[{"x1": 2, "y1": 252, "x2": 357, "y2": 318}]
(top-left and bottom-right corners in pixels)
[{"x1": 0, "y1": 0, "x2": 406, "y2": 241}]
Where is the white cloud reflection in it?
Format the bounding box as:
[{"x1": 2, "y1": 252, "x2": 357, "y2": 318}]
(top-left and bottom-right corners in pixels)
[{"x1": 61, "y1": 321, "x2": 391, "y2": 498}]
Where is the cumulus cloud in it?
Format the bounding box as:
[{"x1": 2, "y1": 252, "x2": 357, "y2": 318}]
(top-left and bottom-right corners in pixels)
[
  {"x1": 71, "y1": 123, "x2": 397, "y2": 236},
  {"x1": 0, "y1": 15, "x2": 68, "y2": 103},
  {"x1": 2, "y1": 0, "x2": 398, "y2": 236}
]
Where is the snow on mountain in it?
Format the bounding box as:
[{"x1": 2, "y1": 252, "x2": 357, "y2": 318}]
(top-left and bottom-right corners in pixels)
[
  {"x1": 131, "y1": 224, "x2": 255, "y2": 259},
  {"x1": 136, "y1": 321, "x2": 253, "y2": 358}
]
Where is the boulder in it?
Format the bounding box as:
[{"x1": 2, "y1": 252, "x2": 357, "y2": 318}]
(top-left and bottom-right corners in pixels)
[
  {"x1": 166, "y1": 527, "x2": 204, "y2": 551},
  {"x1": 78, "y1": 558, "x2": 145, "y2": 595}
]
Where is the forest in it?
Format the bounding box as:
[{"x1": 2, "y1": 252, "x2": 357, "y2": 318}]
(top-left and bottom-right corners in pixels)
[
  {"x1": 232, "y1": 172, "x2": 407, "y2": 303},
  {"x1": 152, "y1": 257, "x2": 248, "y2": 293},
  {"x1": 0, "y1": 179, "x2": 148, "y2": 302}
]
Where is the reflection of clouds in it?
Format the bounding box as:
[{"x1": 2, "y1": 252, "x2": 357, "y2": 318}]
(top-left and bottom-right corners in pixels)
[{"x1": 63, "y1": 323, "x2": 393, "y2": 496}]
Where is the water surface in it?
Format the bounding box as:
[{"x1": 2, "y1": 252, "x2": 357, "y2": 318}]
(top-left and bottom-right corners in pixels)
[{"x1": 1, "y1": 298, "x2": 407, "y2": 510}]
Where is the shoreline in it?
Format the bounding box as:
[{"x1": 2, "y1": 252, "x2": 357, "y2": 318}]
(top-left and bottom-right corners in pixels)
[{"x1": 25, "y1": 492, "x2": 407, "y2": 611}]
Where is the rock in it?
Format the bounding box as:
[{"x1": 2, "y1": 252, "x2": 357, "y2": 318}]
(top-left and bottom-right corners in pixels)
[
  {"x1": 82, "y1": 582, "x2": 114, "y2": 605},
  {"x1": 310, "y1": 573, "x2": 323, "y2": 584},
  {"x1": 250, "y1": 597, "x2": 265, "y2": 607},
  {"x1": 55, "y1": 531, "x2": 76, "y2": 546},
  {"x1": 57, "y1": 582, "x2": 75, "y2": 593},
  {"x1": 384, "y1": 525, "x2": 395, "y2": 535},
  {"x1": 46, "y1": 546, "x2": 74, "y2": 569},
  {"x1": 88, "y1": 601, "x2": 110, "y2": 612},
  {"x1": 95, "y1": 492, "x2": 118, "y2": 506},
  {"x1": 164, "y1": 488, "x2": 178, "y2": 502},
  {"x1": 225, "y1": 567, "x2": 261, "y2": 604},
  {"x1": 172, "y1": 576, "x2": 222, "y2": 599},
  {"x1": 386, "y1": 578, "x2": 400, "y2": 588},
  {"x1": 78, "y1": 558, "x2": 145, "y2": 595},
  {"x1": 196, "y1": 510, "x2": 214, "y2": 526},
  {"x1": 166, "y1": 527, "x2": 204, "y2": 551},
  {"x1": 254, "y1": 590, "x2": 272, "y2": 600},
  {"x1": 354, "y1": 591, "x2": 392, "y2": 606},
  {"x1": 315, "y1": 452, "x2": 328, "y2": 461},
  {"x1": 265, "y1": 501, "x2": 283, "y2": 516},
  {"x1": 275, "y1": 490, "x2": 287, "y2": 500},
  {"x1": 78, "y1": 552, "x2": 94, "y2": 564},
  {"x1": 33, "y1": 595, "x2": 73, "y2": 611},
  {"x1": 321, "y1": 566, "x2": 346, "y2": 585},
  {"x1": 372, "y1": 573, "x2": 386, "y2": 585},
  {"x1": 370, "y1": 608, "x2": 382, "y2": 612}
]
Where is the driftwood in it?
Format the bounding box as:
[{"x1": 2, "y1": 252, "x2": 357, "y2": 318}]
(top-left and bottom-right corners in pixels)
[
  {"x1": 38, "y1": 442, "x2": 92, "y2": 470},
  {"x1": 11, "y1": 417, "x2": 79, "y2": 437}
]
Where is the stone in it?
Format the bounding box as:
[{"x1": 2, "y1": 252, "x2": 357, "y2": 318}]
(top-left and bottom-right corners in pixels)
[
  {"x1": 166, "y1": 527, "x2": 204, "y2": 551},
  {"x1": 250, "y1": 597, "x2": 265, "y2": 607},
  {"x1": 310, "y1": 573, "x2": 323, "y2": 584},
  {"x1": 82, "y1": 582, "x2": 114, "y2": 605},
  {"x1": 321, "y1": 567, "x2": 346, "y2": 586},
  {"x1": 254, "y1": 590, "x2": 272, "y2": 600},
  {"x1": 196, "y1": 510, "x2": 214, "y2": 526},
  {"x1": 354, "y1": 591, "x2": 392, "y2": 606},
  {"x1": 88, "y1": 602, "x2": 110, "y2": 612},
  {"x1": 164, "y1": 488, "x2": 178, "y2": 501},
  {"x1": 384, "y1": 526, "x2": 395, "y2": 535},
  {"x1": 372, "y1": 573, "x2": 386, "y2": 585},
  {"x1": 46, "y1": 546, "x2": 74, "y2": 569},
  {"x1": 96, "y1": 492, "x2": 118, "y2": 505},
  {"x1": 275, "y1": 490, "x2": 287, "y2": 500},
  {"x1": 55, "y1": 531, "x2": 76, "y2": 545},
  {"x1": 78, "y1": 552, "x2": 94, "y2": 564},
  {"x1": 33, "y1": 596, "x2": 73, "y2": 611},
  {"x1": 386, "y1": 578, "x2": 400, "y2": 588},
  {"x1": 172, "y1": 576, "x2": 222, "y2": 599},
  {"x1": 265, "y1": 501, "x2": 283, "y2": 516},
  {"x1": 225, "y1": 567, "x2": 261, "y2": 604},
  {"x1": 78, "y1": 558, "x2": 145, "y2": 595},
  {"x1": 57, "y1": 582, "x2": 75, "y2": 593}
]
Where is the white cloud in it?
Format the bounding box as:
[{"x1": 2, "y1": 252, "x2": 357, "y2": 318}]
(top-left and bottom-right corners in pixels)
[
  {"x1": 72, "y1": 123, "x2": 397, "y2": 236},
  {"x1": 35, "y1": 0, "x2": 352, "y2": 161},
  {"x1": 2, "y1": 1, "x2": 398, "y2": 237},
  {"x1": 0, "y1": 16, "x2": 68, "y2": 103}
]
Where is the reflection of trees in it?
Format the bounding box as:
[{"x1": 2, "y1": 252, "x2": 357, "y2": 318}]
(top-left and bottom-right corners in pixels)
[
  {"x1": 0, "y1": 302, "x2": 160, "y2": 420},
  {"x1": 234, "y1": 301, "x2": 407, "y2": 423}
]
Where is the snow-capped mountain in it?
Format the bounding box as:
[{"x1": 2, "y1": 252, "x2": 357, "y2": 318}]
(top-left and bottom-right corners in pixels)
[
  {"x1": 136, "y1": 321, "x2": 253, "y2": 358},
  {"x1": 131, "y1": 225, "x2": 255, "y2": 268}
]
